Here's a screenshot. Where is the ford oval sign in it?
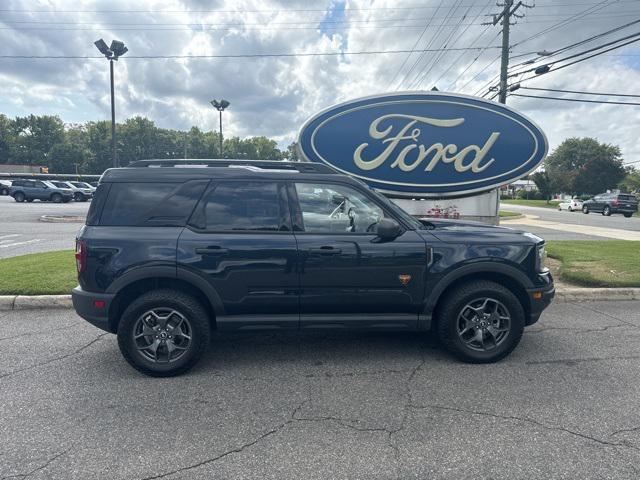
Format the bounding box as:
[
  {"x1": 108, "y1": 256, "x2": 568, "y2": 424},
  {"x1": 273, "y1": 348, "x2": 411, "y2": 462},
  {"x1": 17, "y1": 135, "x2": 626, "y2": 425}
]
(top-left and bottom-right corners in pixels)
[{"x1": 297, "y1": 92, "x2": 548, "y2": 197}]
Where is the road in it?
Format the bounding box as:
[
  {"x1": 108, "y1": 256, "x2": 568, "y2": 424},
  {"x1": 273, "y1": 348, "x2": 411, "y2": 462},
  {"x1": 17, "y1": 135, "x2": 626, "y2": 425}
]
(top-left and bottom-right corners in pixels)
[
  {"x1": 1, "y1": 301, "x2": 639, "y2": 479},
  {"x1": 0, "y1": 196, "x2": 88, "y2": 258},
  {"x1": 500, "y1": 203, "x2": 640, "y2": 240}
]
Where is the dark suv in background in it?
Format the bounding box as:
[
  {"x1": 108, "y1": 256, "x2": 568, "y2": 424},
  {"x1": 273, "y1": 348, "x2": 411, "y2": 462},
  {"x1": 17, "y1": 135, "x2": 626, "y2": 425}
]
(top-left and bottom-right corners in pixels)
[
  {"x1": 9, "y1": 179, "x2": 73, "y2": 203},
  {"x1": 582, "y1": 192, "x2": 638, "y2": 217},
  {"x1": 72, "y1": 160, "x2": 554, "y2": 377}
]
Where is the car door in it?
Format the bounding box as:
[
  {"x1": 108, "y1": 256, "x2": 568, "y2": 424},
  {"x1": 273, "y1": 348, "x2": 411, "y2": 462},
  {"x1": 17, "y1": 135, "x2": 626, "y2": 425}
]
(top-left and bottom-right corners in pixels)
[
  {"x1": 290, "y1": 181, "x2": 427, "y2": 330},
  {"x1": 590, "y1": 195, "x2": 603, "y2": 212},
  {"x1": 177, "y1": 180, "x2": 299, "y2": 330},
  {"x1": 34, "y1": 180, "x2": 49, "y2": 200}
]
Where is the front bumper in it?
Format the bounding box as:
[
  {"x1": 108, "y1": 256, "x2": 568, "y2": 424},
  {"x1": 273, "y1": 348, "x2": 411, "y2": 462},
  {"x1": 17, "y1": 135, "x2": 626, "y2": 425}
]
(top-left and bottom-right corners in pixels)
[
  {"x1": 72, "y1": 286, "x2": 116, "y2": 333},
  {"x1": 525, "y1": 281, "x2": 555, "y2": 326}
]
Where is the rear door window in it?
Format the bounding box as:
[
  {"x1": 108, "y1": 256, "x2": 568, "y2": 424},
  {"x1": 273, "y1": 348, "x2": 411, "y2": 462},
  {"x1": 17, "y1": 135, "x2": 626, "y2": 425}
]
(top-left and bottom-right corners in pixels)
[{"x1": 199, "y1": 181, "x2": 289, "y2": 232}]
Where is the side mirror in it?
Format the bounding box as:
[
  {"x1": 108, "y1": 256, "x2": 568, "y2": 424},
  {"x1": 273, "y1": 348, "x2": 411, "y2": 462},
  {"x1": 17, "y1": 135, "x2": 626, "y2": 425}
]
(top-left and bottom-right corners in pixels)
[{"x1": 376, "y1": 218, "x2": 402, "y2": 240}]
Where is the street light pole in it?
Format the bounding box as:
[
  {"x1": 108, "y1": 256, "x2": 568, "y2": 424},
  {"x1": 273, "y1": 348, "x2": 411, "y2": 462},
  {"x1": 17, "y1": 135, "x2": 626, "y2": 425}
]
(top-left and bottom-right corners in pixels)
[
  {"x1": 210, "y1": 99, "x2": 230, "y2": 158},
  {"x1": 110, "y1": 58, "x2": 116, "y2": 167},
  {"x1": 218, "y1": 109, "x2": 223, "y2": 156},
  {"x1": 94, "y1": 38, "x2": 128, "y2": 168}
]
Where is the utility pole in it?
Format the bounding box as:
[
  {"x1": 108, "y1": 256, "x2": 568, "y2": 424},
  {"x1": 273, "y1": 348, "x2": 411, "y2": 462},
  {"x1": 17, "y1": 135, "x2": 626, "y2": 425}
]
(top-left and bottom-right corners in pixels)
[{"x1": 486, "y1": 1, "x2": 532, "y2": 104}]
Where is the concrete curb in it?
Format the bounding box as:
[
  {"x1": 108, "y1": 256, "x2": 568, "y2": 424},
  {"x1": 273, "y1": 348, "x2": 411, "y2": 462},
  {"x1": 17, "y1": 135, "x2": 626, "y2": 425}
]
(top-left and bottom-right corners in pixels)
[
  {"x1": 554, "y1": 288, "x2": 640, "y2": 302},
  {"x1": 2, "y1": 287, "x2": 640, "y2": 311},
  {"x1": 39, "y1": 215, "x2": 86, "y2": 223},
  {"x1": 0, "y1": 295, "x2": 72, "y2": 311}
]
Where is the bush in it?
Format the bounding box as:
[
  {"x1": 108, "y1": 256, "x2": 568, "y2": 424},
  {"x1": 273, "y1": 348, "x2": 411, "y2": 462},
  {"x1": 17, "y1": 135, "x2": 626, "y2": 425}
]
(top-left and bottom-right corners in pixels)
[{"x1": 516, "y1": 189, "x2": 544, "y2": 200}]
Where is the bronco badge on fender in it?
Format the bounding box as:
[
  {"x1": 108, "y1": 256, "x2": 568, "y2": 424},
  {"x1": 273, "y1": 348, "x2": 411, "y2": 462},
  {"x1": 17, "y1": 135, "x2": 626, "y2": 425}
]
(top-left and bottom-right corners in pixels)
[{"x1": 297, "y1": 92, "x2": 548, "y2": 197}]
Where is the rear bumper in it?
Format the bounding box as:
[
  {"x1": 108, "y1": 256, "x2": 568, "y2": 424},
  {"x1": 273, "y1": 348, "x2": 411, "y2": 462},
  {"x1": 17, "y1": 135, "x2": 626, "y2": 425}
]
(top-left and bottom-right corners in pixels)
[
  {"x1": 525, "y1": 282, "x2": 555, "y2": 326},
  {"x1": 72, "y1": 286, "x2": 116, "y2": 333}
]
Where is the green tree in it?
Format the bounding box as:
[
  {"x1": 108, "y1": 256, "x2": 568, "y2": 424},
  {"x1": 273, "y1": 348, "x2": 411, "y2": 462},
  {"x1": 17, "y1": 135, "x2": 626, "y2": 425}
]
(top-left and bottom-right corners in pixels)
[
  {"x1": 619, "y1": 170, "x2": 640, "y2": 193},
  {"x1": 48, "y1": 142, "x2": 91, "y2": 174},
  {"x1": 530, "y1": 171, "x2": 553, "y2": 202},
  {"x1": 545, "y1": 137, "x2": 626, "y2": 195}
]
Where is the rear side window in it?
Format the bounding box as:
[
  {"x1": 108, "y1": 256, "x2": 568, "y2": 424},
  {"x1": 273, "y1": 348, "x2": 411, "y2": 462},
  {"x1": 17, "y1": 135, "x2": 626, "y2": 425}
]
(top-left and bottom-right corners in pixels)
[
  {"x1": 201, "y1": 181, "x2": 287, "y2": 232},
  {"x1": 619, "y1": 194, "x2": 637, "y2": 202},
  {"x1": 98, "y1": 181, "x2": 208, "y2": 226}
]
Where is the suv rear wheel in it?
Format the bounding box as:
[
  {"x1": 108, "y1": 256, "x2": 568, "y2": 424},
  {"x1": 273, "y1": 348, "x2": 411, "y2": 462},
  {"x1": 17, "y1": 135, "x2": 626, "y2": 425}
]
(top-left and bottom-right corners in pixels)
[
  {"x1": 51, "y1": 193, "x2": 63, "y2": 203},
  {"x1": 117, "y1": 289, "x2": 211, "y2": 377},
  {"x1": 437, "y1": 280, "x2": 524, "y2": 363},
  {"x1": 624, "y1": 212, "x2": 633, "y2": 218},
  {"x1": 602, "y1": 206, "x2": 611, "y2": 216}
]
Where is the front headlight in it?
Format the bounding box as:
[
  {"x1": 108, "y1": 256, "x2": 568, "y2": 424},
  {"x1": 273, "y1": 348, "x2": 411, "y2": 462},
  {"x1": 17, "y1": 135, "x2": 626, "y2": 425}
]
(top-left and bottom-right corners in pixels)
[{"x1": 536, "y1": 244, "x2": 548, "y2": 272}]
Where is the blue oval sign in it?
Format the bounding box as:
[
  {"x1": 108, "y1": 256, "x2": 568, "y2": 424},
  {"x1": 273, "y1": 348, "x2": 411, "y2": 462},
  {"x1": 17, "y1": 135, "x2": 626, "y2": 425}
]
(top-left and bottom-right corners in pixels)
[{"x1": 297, "y1": 92, "x2": 548, "y2": 197}]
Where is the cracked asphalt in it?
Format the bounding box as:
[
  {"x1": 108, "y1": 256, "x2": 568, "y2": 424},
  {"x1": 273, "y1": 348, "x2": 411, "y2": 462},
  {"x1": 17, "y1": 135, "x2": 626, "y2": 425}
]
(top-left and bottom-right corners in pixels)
[{"x1": 1, "y1": 301, "x2": 639, "y2": 479}]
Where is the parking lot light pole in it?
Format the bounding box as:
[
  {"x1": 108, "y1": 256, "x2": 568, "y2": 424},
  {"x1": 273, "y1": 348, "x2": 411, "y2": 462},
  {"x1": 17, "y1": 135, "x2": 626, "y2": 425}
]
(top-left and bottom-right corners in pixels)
[
  {"x1": 94, "y1": 39, "x2": 128, "y2": 168},
  {"x1": 210, "y1": 99, "x2": 230, "y2": 158}
]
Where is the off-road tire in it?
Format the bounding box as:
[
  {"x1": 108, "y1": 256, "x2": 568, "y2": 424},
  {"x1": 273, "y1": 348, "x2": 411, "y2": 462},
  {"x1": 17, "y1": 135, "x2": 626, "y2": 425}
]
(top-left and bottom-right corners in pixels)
[
  {"x1": 117, "y1": 289, "x2": 211, "y2": 377},
  {"x1": 436, "y1": 280, "x2": 525, "y2": 363}
]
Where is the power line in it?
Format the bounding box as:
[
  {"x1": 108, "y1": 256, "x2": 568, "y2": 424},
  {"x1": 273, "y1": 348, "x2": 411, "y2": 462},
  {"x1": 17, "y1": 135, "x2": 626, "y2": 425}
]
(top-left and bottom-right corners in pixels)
[
  {"x1": 386, "y1": 1, "x2": 445, "y2": 90},
  {"x1": 394, "y1": 0, "x2": 460, "y2": 91},
  {"x1": 410, "y1": 1, "x2": 478, "y2": 89},
  {"x1": 2, "y1": 2, "x2": 637, "y2": 14},
  {"x1": 512, "y1": 0, "x2": 617, "y2": 48},
  {"x1": 511, "y1": 93, "x2": 640, "y2": 105},
  {"x1": 0, "y1": 46, "x2": 501, "y2": 60},
  {"x1": 432, "y1": 0, "x2": 494, "y2": 89},
  {"x1": 509, "y1": 29, "x2": 640, "y2": 79},
  {"x1": 509, "y1": 17, "x2": 640, "y2": 73},
  {"x1": 511, "y1": 34, "x2": 640, "y2": 86},
  {"x1": 520, "y1": 86, "x2": 640, "y2": 98}
]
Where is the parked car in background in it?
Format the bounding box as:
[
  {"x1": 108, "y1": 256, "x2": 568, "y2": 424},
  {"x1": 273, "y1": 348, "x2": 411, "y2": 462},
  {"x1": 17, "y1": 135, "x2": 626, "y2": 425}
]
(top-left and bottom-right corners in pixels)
[
  {"x1": 0, "y1": 179, "x2": 11, "y2": 196},
  {"x1": 50, "y1": 180, "x2": 94, "y2": 201},
  {"x1": 582, "y1": 193, "x2": 638, "y2": 217},
  {"x1": 9, "y1": 179, "x2": 73, "y2": 203},
  {"x1": 89, "y1": 181, "x2": 99, "y2": 188},
  {"x1": 557, "y1": 198, "x2": 583, "y2": 212}
]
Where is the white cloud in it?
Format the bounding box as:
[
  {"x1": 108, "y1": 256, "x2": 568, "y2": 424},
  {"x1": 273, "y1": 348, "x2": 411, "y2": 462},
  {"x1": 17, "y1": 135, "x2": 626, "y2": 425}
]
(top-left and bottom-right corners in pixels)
[{"x1": 0, "y1": 0, "x2": 639, "y2": 161}]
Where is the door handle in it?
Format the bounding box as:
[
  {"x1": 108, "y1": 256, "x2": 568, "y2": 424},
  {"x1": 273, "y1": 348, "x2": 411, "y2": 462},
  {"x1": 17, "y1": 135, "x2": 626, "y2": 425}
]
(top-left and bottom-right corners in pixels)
[
  {"x1": 307, "y1": 246, "x2": 342, "y2": 255},
  {"x1": 195, "y1": 246, "x2": 229, "y2": 255}
]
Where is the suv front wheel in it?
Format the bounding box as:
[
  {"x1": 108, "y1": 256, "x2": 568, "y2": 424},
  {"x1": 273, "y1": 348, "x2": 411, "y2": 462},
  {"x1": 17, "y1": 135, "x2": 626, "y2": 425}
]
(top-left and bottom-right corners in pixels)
[
  {"x1": 117, "y1": 289, "x2": 211, "y2": 377},
  {"x1": 437, "y1": 280, "x2": 525, "y2": 363}
]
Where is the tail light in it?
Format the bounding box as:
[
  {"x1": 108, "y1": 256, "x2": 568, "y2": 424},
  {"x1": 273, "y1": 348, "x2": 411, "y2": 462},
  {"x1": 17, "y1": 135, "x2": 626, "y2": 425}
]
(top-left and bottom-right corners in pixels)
[
  {"x1": 611, "y1": 199, "x2": 619, "y2": 206},
  {"x1": 75, "y1": 239, "x2": 86, "y2": 274}
]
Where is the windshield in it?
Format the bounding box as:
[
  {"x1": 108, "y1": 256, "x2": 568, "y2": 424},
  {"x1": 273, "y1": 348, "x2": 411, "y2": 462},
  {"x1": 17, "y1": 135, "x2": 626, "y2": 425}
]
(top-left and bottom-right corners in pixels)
[{"x1": 368, "y1": 188, "x2": 426, "y2": 230}]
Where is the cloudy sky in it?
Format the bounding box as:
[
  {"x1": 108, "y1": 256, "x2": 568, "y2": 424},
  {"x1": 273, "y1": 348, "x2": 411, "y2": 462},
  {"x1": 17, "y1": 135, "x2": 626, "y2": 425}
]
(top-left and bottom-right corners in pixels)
[{"x1": 1, "y1": 0, "x2": 639, "y2": 163}]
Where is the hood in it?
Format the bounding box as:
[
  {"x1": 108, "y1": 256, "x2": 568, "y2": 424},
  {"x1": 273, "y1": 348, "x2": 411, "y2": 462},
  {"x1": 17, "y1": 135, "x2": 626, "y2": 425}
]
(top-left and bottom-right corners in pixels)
[{"x1": 418, "y1": 218, "x2": 542, "y2": 245}]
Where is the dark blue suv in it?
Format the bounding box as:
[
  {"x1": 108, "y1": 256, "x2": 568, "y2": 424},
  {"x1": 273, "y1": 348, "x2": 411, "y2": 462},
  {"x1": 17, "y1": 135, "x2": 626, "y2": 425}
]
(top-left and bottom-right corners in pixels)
[{"x1": 72, "y1": 160, "x2": 554, "y2": 376}]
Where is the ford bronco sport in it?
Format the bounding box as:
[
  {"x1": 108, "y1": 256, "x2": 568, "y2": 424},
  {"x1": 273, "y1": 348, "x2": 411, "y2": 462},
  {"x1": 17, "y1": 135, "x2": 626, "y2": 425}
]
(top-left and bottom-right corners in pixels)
[{"x1": 72, "y1": 160, "x2": 554, "y2": 377}]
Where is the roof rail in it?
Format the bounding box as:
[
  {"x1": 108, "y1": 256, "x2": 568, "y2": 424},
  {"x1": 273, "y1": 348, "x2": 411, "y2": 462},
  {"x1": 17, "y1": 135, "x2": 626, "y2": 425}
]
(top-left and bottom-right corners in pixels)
[{"x1": 127, "y1": 159, "x2": 337, "y2": 174}]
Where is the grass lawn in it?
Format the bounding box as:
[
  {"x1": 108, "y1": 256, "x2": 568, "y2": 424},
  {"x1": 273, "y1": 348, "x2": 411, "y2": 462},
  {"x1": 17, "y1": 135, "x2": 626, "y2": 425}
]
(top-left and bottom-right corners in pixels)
[
  {"x1": 546, "y1": 240, "x2": 640, "y2": 288},
  {"x1": 499, "y1": 210, "x2": 520, "y2": 218},
  {"x1": 0, "y1": 250, "x2": 76, "y2": 295},
  {"x1": 501, "y1": 199, "x2": 560, "y2": 208}
]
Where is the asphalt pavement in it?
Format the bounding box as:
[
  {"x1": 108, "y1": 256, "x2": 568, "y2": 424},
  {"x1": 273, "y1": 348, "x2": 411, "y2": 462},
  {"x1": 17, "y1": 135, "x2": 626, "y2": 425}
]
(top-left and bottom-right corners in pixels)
[
  {"x1": 0, "y1": 196, "x2": 88, "y2": 258},
  {"x1": 500, "y1": 203, "x2": 640, "y2": 240},
  {"x1": 1, "y1": 301, "x2": 639, "y2": 479}
]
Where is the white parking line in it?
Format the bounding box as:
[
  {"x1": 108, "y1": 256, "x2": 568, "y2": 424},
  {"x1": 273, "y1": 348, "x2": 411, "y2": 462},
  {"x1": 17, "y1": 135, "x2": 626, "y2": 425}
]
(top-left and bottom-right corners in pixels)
[
  {"x1": 0, "y1": 234, "x2": 20, "y2": 241},
  {"x1": 0, "y1": 239, "x2": 43, "y2": 249}
]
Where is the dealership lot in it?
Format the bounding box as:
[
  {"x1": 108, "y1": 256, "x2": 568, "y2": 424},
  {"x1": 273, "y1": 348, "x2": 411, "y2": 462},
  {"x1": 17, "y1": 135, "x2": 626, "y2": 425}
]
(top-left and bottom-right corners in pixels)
[
  {"x1": 1, "y1": 301, "x2": 639, "y2": 479},
  {"x1": 0, "y1": 195, "x2": 88, "y2": 258}
]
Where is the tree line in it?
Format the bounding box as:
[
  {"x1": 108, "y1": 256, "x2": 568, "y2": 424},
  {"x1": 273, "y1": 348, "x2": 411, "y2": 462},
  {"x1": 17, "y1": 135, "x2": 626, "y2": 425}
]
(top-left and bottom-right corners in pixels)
[
  {"x1": 530, "y1": 137, "x2": 637, "y2": 199},
  {"x1": 0, "y1": 114, "x2": 299, "y2": 174}
]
